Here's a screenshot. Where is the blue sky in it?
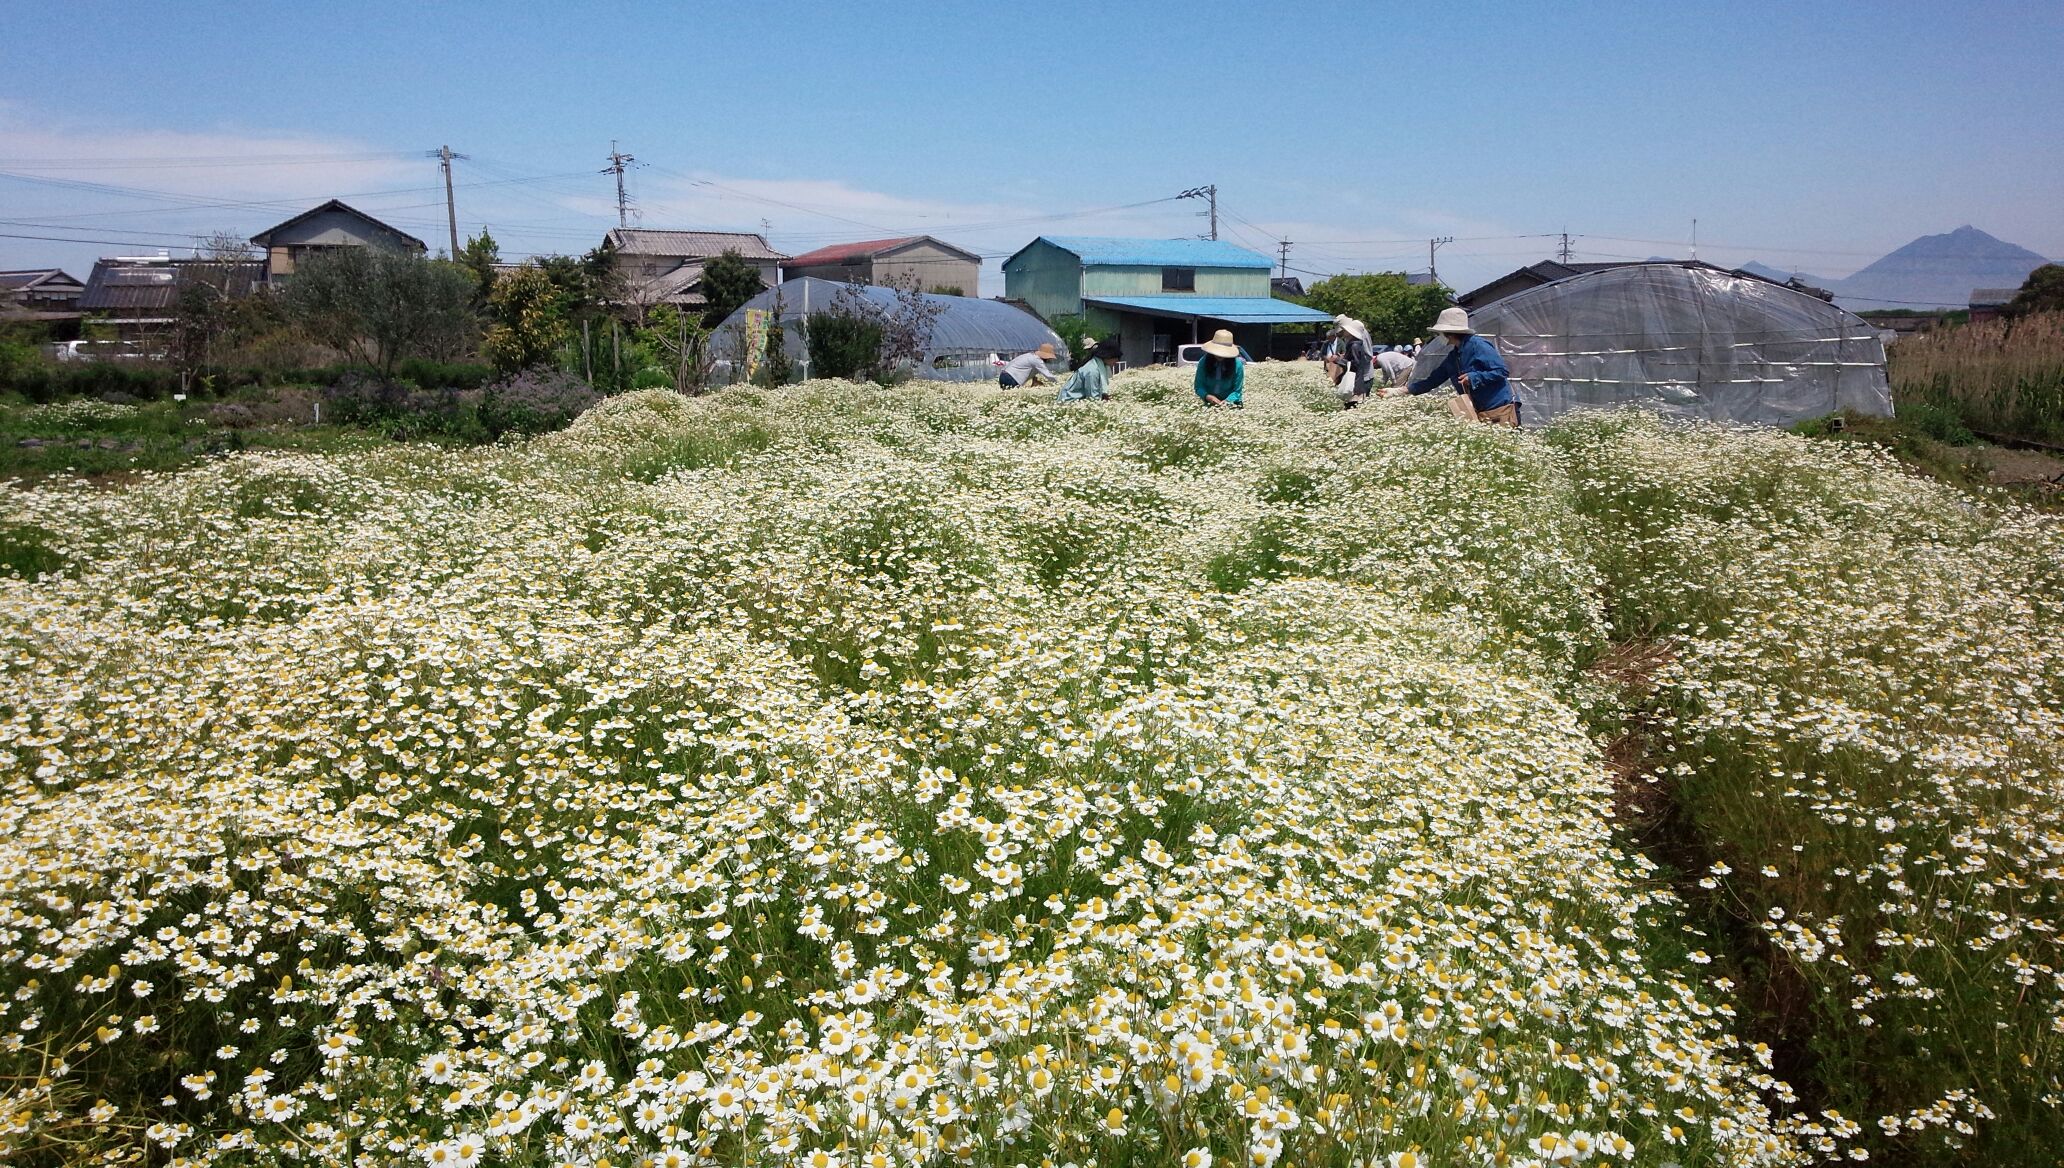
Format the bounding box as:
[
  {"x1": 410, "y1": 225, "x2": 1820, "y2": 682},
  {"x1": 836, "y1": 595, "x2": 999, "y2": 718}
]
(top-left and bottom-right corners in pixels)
[{"x1": 2, "y1": 0, "x2": 2058, "y2": 296}]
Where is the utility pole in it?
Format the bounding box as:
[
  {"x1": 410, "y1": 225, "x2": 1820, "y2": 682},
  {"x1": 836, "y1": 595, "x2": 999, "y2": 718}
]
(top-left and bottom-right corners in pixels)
[
  {"x1": 603, "y1": 141, "x2": 637, "y2": 228},
  {"x1": 1691, "y1": 218, "x2": 1698, "y2": 262},
  {"x1": 1429, "y1": 236, "x2": 1454, "y2": 284},
  {"x1": 430, "y1": 145, "x2": 468, "y2": 259},
  {"x1": 1277, "y1": 239, "x2": 1292, "y2": 279},
  {"x1": 1178, "y1": 185, "x2": 1217, "y2": 240},
  {"x1": 1558, "y1": 232, "x2": 1573, "y2": 264}
]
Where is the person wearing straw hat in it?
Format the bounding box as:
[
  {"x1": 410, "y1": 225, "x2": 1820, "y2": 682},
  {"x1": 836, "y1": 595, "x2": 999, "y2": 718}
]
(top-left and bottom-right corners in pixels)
[
  {"x1": 1333, "y1": 314, "x2": 1376, "y2": 405},
  {"x1": 999, "y1": 343, "x2": 1060, "y2": 389},
  {"x1": 1193, "y1": 329, "x2": 1245, "y2": 408},
  {"x1": 1056, "y1": 338, "x2": 1118, "y2": 402},
  {"x1": 1392, "y1": 306, "x2": 1515, "y2": 425}
]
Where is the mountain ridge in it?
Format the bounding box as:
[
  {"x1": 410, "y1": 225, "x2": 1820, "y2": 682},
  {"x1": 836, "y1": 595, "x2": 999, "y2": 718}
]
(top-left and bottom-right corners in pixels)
[{"x1": 1740, "y1": 226, "x2": 2051, "y2": 310}]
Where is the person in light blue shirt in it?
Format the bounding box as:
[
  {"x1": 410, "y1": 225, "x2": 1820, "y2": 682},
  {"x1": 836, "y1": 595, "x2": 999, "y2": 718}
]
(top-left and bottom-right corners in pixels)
[
  {"x1": 1395, "y1": 306, "x2": 1516, "y2": 424},
  {"x1": 1056, "y1": 338, "x2": 1116, "y2": 402},
  {"x1": 1193, "y1": 330, "x2": 1244, "y2": 408}
]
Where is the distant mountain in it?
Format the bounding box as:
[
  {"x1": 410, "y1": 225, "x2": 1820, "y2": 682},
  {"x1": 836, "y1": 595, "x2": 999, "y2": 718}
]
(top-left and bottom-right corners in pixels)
[
  {"x1": 1742, "y1": 226, "x2": 2050, "y2": 311},
  {"x1": 1736, "y1": 260, "x2": 1825, "y2": 285}
]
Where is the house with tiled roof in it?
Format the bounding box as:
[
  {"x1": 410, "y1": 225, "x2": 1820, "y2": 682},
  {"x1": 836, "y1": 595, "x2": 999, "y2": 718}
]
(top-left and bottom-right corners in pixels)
[
  {"x1": 781, "y1": 236, "x2": 981, "y2": 297},
  {"x1": 76, "y1": 256, "x2": 263, "y2": 341},
  {"x1": 602, "y1": 228, "x2": 786, "y2": 308},
  {"x1": 0, "y1": 269, "x2": 85, "y2": 313},
  {"x1": 249, "y1": 199, "x2": 426, "y2": 284}
]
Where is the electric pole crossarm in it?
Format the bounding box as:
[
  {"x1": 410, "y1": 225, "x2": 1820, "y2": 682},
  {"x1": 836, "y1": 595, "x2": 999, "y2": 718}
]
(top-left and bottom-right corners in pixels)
[
  {"x1": 1177, "y1": 185, "x2": 1218, "y2": 241},
  {"x1": 603, "y1": 142, "x2": 638, "y2": 228}
]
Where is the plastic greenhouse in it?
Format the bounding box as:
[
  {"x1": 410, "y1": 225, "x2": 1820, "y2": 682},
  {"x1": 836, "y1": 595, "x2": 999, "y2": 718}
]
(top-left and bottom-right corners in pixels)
[
  {"x1": 1415, "y1": 264, "x2": 1892, "y2": 426},
  {"x1": 708, "y1": 278, "x2": 1067, "y2": 385}
]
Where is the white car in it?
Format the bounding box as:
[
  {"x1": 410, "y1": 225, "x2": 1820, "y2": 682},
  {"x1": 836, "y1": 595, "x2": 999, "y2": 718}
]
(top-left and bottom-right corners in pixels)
[
  {"x1": 1174, "y1": 342, "x2": 1254, "y2": 367},
  {"x1": 45, "y1": 339, "x2": 151, "y2": 363}
]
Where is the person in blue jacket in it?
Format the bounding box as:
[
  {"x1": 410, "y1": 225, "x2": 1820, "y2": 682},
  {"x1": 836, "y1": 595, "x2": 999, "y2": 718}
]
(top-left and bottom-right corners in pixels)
[
  {"x1": 1391, "y1": 307, "x2": 1516, "y2": 425},
  {"x1": 1193, "y1": 330, "x2": 1244, "y2": 408}
]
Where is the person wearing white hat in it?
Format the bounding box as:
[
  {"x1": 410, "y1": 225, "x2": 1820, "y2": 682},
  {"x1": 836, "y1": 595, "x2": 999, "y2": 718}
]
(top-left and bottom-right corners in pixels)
[
  {"x1": 1193, "y1": 329, "x2": 1245, "y2": 407},
  {"x1": 1000, "y1": 342, "x2": 1059, "y2": 389},
  {"x1": 1056, "y1": 337, "x2": 1118, "y2": 403},
  {"x1": 1332, "y1": 314, "x2": 1375, "y2": 405},
  {"x1": 1390, "y1": 306, "x2": 1516, "y2": 425}
]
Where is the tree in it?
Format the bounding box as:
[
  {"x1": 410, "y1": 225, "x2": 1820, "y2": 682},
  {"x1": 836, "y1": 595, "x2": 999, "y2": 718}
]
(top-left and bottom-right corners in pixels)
[
  {"x1": 757, "y1": 291, "x2": 795, "y2": 386},
  {"x1": 283, "y1": 247, "x2": 479, "y2": 378},
  {"x1": 634, "y1": 303, "x2": 713, "y2": 393},
  {"x1": 483, "y1": 266, "x2": 572, "y2": 375},
  {"x1": 1302, "y1": 273, "x2": 1453, "y2": 343},
  {"x1": 2007, "y1": 264, "x2": 2064, "y2": 318},
  {"x1": 700, "y1": 249, "x2": 765, "y2": 327},
  {"x1": 457, "y1": 230, "x2": 501, "y2": 307},
  {"x1": 804, "y1": 311, "x2": 884, "y2": 381},
  {"x1": 811, "y1": 277, "x2": 942, "y2": 383}
]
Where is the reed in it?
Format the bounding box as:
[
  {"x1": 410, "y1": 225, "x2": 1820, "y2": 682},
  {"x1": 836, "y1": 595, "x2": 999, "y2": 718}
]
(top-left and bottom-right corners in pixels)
[{"x1": 1890, "y1": 311, "x2": 2064, "y2": 443}]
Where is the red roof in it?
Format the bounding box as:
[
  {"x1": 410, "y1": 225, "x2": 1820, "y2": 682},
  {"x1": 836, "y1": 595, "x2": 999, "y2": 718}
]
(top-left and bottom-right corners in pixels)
[{"x1": 781, "y1": 236, "x2": 926, "y2": 268}]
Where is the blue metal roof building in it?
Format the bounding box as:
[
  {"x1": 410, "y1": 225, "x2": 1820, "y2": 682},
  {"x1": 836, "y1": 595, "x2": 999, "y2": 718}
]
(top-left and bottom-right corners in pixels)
[{"x1": 1004, "y1": 235, "x2": 1331, "y2": 367}]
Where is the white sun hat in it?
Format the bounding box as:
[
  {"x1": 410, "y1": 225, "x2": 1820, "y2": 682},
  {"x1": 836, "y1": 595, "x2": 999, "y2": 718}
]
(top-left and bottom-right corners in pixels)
[{"x1": 1431, "y1": 306, "x2": 1474, "y2": 334}]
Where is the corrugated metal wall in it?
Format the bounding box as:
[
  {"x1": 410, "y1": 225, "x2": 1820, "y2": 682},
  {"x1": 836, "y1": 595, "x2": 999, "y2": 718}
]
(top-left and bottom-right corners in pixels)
[
  {"x1": 873, "y1": 243, "x2": 980, "y2": 296},
  {"x1": 1003, "y1": 240, "x2": 1085, "y2": 322},
  {"x1": 1082, "y1": 265, "x2": 1270, "y2": 299}
]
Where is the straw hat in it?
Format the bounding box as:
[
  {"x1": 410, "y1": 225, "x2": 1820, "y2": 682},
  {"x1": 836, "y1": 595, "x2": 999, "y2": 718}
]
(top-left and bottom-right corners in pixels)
[
  {"x1": 1200, "y1": 329, "x2": 1240, "y2": 358},
  {"x1": 1036, "y1": 343, "x2": 1057, "y2": 359},
  {"x1": 1430, "y1": 307, "x2": 1474, "y2": 335}
]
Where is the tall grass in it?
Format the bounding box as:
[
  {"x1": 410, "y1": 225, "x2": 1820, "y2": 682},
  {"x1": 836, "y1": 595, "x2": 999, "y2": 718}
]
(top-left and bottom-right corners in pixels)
[{"x1": 1890, "y1": 311, "x2": 2064, "y2": 444}]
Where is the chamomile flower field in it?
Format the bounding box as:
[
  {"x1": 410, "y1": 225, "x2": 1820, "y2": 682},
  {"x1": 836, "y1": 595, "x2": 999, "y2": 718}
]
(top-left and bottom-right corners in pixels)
[{"x1": 0, "y1": 364, "x2": 2058, "y2": 1167}]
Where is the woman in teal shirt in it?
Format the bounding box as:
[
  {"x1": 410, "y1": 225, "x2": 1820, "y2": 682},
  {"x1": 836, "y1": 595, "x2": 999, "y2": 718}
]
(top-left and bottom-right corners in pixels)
[
  {"x1": 1193, "y1": 329, "x2": 1244, "y2": 408},
  {"x1": 1056, "y1": 338, "x2": 1117, "y2": 402}
]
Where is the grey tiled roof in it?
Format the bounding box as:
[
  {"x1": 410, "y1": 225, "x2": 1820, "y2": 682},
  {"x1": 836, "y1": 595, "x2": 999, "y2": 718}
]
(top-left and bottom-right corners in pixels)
[{"x1": 605, "y1": 228, "x2": 785, "y2": 261}]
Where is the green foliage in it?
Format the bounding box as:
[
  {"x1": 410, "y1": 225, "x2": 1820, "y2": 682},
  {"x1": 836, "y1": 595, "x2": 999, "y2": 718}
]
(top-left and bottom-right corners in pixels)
[
  {"x1": 758, "y1": 313, "x2": 795, "y2": 387},
  {"x1": 804, "y1": 312, "x2": 885, "y2": 382},
  {"x1": 633, "y1": 304, "x2": 712, "y2": 393},
  {"x1": 0, "y1": 523, "x2": 66, "y2": 579},
  {"x1": 1049, "y1": 314, "x2": 1097, "y2": 369},
  {"x1": 2008, "y1": 263, "x2": 2064, "y2": 318},
  {"x1": 1303, "y1": 272, "x2": 1453, "y2": 343},
  {"x1": 0, "y1": 395, "x2": 385, "y2": 477},
  {"x1": 483, "y1": 266, "x2": 571, "y2": 375},
  {"x1": 282, "y1": 248, "x2": 480, "y2": 377},
  {"x1": 456, "y1": 230, "x2": 501, "y2": 306},
  {"x1": 700, "y1": 249, "x2": 766, "y2": 327}
]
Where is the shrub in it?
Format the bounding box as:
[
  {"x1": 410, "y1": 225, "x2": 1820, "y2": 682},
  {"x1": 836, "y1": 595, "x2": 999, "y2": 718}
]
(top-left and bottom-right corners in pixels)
[
  {"x1": 321, "y1": 371, "x2": 485, "y2": 443},
  {"x1": 804, "y1": 312, "x2": 885, "y2": 381},
  {"x1": 479, "y1": 368, "x2": 600, "y2": 437}
]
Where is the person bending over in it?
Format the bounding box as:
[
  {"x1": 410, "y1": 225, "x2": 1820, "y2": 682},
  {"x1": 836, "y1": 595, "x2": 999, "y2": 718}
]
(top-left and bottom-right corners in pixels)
[
  {"x1": 1193, "y1": 330, "x2": 1244, "y2": 408},
  {"x1": 1000, "y1": 343, "x2": 1059, "y2": 389},
  {"x1": 1391, "y1": 307, "x2": 1515, "y2": 425}
]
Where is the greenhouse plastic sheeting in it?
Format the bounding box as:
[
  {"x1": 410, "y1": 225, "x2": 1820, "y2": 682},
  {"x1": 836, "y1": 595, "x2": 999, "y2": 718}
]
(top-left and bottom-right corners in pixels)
[
  {"x1": 1413, "y1": 264, "x2": 1891, "y2": 427},
  {"x1": 710, "y1": 278, "x2": 1067, "y2": 384}
]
